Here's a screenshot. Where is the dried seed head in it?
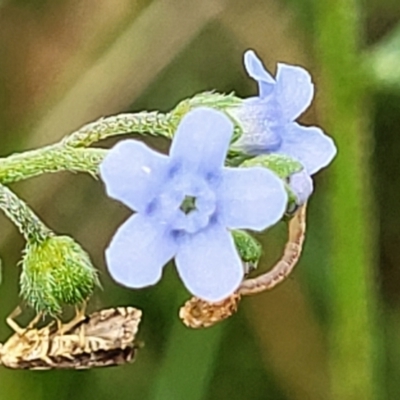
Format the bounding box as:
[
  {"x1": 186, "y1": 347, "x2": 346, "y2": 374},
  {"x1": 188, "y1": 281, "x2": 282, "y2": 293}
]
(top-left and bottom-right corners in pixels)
[{"x1": 0, "y1": 306, "x2": 142, "y2": 370}]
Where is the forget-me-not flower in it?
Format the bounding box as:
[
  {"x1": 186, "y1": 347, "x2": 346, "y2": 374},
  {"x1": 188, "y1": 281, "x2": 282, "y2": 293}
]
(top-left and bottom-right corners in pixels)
[
  {"x1": 231, "y1": 50, "x2": 337, "y2": 175},
  {"x1": 100, "y1": 107, "x2": 288, "y2": 302}
]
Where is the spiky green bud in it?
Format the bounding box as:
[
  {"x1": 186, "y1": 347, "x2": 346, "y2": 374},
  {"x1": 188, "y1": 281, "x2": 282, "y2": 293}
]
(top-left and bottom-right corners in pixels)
[{"x1": 20, "y1": 235, "x2": 100, "y2": 315}]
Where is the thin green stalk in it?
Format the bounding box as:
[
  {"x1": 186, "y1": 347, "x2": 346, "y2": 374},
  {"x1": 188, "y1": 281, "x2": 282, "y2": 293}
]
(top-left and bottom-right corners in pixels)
[
  {"x1": 0, "y1": 183, "x2": 52, "y2": 243},
  {"x1": 313, "y1": 1, "x2": 381, "y2": 399},
  {"x1": 63, "y1": 112, "x2": 175, "y2": 148},
  {"x1": 0, "y1": 97, "x2": 243, "y2": 184},
  {"x1": 63, "y1": 93, "x2": 242, "y2": 148},
  {"x1": 0, "y1": 111, "x2": 178, "y2": 184},
  {"x1": 0, "y1": 145, "x2": 106, "y2": 184}
]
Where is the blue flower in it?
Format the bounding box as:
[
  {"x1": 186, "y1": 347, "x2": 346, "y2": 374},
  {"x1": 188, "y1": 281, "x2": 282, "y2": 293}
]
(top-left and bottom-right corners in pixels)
[
  {"x1": 231, "y1": 50, "x2": 337, "y2": 175},
  {"x1": 100, "y1": 108, "x2": 288, "y2": 302}
]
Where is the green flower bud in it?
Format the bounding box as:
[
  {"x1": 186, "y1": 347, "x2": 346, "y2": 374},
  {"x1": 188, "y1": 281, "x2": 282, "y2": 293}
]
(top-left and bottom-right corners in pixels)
[
  {"x1": 20, "y1": 235, "x2": 100, "y2": 315},
  {"x1": 232, "y1": 230, "x2": 262, "y2": 275}
]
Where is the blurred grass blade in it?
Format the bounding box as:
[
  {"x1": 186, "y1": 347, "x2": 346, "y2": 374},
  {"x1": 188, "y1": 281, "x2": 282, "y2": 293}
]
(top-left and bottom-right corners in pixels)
[
  {"x1": 150, "y1": 307, "x2": 225, "y2": 400},
  {"x1": 314, "y1": 0, "x2": 383, "y2": 399}
]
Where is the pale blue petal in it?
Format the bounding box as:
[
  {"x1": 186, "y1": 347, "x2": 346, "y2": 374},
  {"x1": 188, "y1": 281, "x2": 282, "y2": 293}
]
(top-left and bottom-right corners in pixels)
[
  {"x1": 175, "y1": 223, "x2": 243, "y2": 302},
  {"x1": 169, "y1": 108, "x2": 232, "y2": 175},
  {"x1": 278, "y1": 123, "x2": 337, "y2": 174},
  {"x1": 244, "y1": 50, "x2": 275, "y2": 97},
  {"x1": 275, "y1": 63, "x2": 314, "y2": 121},
  {"x1": 229, "y1": 98, "x2": 283, "y2": 154},
  {"x1": 105, "y1": 214, "x2": 177, "y2": 288},
  {"x1": 100, "y1": 140, "x2": 169, "y2": 212},
  {"x1": 217, "y1": 167, "x2": 287, "y2": 231},
  {"x1": 289, "y1": 170, "x2": 314, "y2": 205}
]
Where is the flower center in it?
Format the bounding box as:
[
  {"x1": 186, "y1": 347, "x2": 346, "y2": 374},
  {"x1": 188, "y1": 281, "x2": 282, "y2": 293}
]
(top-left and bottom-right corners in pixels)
[
  {"x1": 170, "y1": 181, "x2": 217, "y2": 234},
  {"x1": 180, "y1": 195, "x2": 197, "y2": 214},
  {"x1": 147, "y1": 167, "x2": 219, "y2": 235}
]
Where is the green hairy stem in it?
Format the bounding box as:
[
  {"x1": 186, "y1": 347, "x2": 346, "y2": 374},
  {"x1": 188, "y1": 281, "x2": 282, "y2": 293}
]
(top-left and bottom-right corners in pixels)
[
  {"x1": 0, "y1": 111, "x2": 178, "y2": 185},
  {"x1": 0, "y1": 145, "x2": 107, "y2": 184},
  {"x1": 0, "y1": 94, "x2": 241, "y2": 185},
  {"x1": 0, "y1": 183, "x2": 52, "y2": 243},
  {"x1": 63, "y1": 112, "x2": 176, "y2": 148}
]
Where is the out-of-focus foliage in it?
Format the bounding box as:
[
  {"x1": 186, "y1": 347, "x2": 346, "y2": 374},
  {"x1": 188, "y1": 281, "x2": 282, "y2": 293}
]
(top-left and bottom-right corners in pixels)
[
  {"x1": 368, "y1": 23, "x2": 400, "y2": 91},
  {"x1": 0, "y1": 0, "x2": 399, "y2": 399}
]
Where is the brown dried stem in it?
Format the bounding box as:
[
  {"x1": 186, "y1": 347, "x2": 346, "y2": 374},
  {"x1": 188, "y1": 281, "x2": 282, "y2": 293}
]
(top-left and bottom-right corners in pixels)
[
  {"x1": 180, "y1": 204, "x2": 307, "y2": 328},
  {"x1": 238, "y1": 204, "x2": 307, "y2": 295}
]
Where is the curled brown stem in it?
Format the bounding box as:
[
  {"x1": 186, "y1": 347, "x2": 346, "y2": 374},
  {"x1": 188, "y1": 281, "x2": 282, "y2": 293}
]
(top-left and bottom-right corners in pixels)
[
  {"x1": 180, "y1": 204, "x2": 307, "y2": 328},
  {"x1": 238, "y1": 204, "x2": 307, "y2": 295}
]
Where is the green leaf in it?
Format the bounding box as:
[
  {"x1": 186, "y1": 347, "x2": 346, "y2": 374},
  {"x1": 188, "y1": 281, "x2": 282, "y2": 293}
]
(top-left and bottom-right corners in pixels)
[
  {"x1": 232, "y1": 230, "x2": 262, "y2": 274},
  {"x1": 241, "y1": 153, "x2": 303, "y2": 179}
]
